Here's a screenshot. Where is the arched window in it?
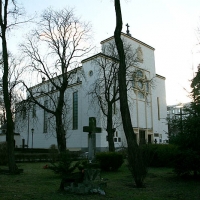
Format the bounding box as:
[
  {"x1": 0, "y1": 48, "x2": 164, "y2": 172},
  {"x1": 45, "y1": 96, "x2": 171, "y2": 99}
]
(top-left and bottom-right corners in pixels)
[{"x1": 137, "y1": 70, "x2": 143, "y2": 78}]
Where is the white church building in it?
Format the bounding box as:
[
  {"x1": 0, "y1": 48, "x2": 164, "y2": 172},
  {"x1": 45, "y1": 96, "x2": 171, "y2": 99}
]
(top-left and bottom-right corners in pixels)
[{"x1": 14, "y1": 32, "x2": 168, "y2": 151}]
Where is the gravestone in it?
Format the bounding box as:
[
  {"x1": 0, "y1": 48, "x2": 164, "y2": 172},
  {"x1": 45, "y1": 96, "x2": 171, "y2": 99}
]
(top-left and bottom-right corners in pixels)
[{"x1": 83, "y1": 117, "x2": 101, "y2": 161}]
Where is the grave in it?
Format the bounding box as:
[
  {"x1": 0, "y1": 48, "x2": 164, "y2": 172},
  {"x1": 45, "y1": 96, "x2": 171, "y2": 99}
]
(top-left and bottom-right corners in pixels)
[
  {"x1": 83, "y1": 117, "x2": 101, "y2": 161},
  {"x1": 60, "y1": 118, "x2": 105, "y2": 194}
]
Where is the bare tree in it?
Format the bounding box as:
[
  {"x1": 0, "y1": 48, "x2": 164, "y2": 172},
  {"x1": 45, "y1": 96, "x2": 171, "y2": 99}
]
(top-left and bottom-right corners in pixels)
[
  {"x1": 89, "y1": 53, "x2": 119, "y2": 152},
  {"x1": 114, "y1": 0, "x2": 147, "y2": 187},
  {"x1": 0, "y1": 54, "x2": 25, "y2": 110},
  {"x1": 20, "y1": 8, "x2": 92, "y2": 153},
  {"x1": 0, "y1": 0, "x2": 22, "y2": 173}
]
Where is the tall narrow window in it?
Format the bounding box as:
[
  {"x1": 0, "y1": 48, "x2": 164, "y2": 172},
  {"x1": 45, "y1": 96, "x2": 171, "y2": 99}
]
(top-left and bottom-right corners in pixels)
[
  {"x1": 32, "y1": 104, "x2": 36, "y2": 118},
  {"x1": 113, "y1": 86, "x2": 116, "y2": 114},
  {"x1": 146, "y1": 82, "x2": 149, "y2": 93},
  {"x1": 73, "y1": 91, "x2": 78, "y2": 129},
  {"x1": 22, "y1": 107, "x2": 26, "y2": 120},
  {"x1": 132, "y1": 75, "x2": 135, "y2": 88},
  {"x1": 157, "y1": 97, "x2": 160, "y2": 120},
  {"x1": 43, "y1": 100, "x2": 48, "y2": 133}
]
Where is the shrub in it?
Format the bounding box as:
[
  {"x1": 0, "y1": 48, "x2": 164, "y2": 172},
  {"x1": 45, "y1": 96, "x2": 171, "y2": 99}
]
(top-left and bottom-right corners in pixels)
[
  {"x1": 142, "y1": 144, "x2": 178, "y2": 168},
  {"x1": 96, "y1": 152, "x2": 124, "y2": 171},
  {"x1": 49, "y1": 150, "x2": 81, "y2": 176},
  {"x1": 173, "y1": 149, "x2": 200, "y2": 177},
  {"x1": 0, "y1": 142, "x2": 8, "y2": 165},
  {"x1": 49, "y1": 150, "x2": 88, "y2": 191},
  {"x1": 115, "y1": 147, "x2": 128, "y2": 159}
]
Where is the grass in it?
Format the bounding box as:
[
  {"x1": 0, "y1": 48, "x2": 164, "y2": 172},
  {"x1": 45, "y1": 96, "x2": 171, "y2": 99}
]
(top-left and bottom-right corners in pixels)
[{"x1": 0, "y1": 162, "x2": 200, "y2": 200}]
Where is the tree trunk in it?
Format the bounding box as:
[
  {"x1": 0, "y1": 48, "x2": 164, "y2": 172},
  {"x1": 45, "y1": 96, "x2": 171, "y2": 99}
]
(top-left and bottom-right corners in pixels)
[
  {"x1": 1, "y1": 13, "x2": 18, "y2": 173},
  {"x1": 56, "y1": 114, "x2": 66, "y2": 153},
  {"x1": 114, "y1": 0, "x2": 147, "y2": 187},
  {"x1": 106, "y1": 102, "x2": 115, "y2": 152},
  {"x1": 55, "y1": 89, "x2": 66, "y2": 153}
]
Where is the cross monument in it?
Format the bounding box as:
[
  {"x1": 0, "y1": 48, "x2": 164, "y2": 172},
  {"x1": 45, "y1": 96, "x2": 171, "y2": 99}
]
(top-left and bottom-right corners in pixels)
[{"x1": 83, "y1": 117, "x2": 101, "y2": 161}]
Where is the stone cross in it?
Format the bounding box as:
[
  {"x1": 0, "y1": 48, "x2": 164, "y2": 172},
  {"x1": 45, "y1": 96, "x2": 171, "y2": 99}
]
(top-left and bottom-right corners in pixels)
[{"x1": 83, "y1": 117, "x2": 101, "y2": 161}]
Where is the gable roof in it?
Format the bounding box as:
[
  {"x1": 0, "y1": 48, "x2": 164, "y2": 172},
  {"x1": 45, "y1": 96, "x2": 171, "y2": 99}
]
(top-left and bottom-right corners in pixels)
[{"x1": 100, "y1": 32, "x2": 155, "y2": 51}]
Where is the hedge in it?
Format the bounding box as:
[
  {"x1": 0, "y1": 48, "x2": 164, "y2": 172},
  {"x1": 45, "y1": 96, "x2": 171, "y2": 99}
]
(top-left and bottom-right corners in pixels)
[{"x1": 96, "y1": 152, "x2": 124, "y2": 171}]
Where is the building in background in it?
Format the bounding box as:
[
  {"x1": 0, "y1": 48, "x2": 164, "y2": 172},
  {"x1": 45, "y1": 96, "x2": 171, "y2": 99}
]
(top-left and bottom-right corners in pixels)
[{"x1": 167, "y1": 102, "x2": 190, "y2": 141}]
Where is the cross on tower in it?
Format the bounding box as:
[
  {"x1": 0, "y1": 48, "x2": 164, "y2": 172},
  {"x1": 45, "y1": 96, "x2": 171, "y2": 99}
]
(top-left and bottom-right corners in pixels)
[
  {"x1": 126, "y1": 23, "x2": 131, "y2": 36},
  {"x1": 83, "y1": 117, "x2": 101, "y2": 161}
]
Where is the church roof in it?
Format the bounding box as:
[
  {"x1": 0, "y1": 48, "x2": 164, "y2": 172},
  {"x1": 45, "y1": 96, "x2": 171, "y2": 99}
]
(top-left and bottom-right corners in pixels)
[
  {"x1": 100, "y1": 32, "x2": 155, "y2": 51},
  {"x1": 156, "y1": 74, "x2": 166, "y2": 80},
  {"x1": 28, "y1": 66, "x2": 82, "y2": 90},
  {"x1": 81, "y1": 52, "x2": 119, "y2": 64}
]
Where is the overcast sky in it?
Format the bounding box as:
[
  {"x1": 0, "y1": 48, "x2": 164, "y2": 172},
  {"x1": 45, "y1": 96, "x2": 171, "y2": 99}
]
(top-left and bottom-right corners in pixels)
[{"x1": 9, "y1": 0, "x2": 200, "y2": 105}]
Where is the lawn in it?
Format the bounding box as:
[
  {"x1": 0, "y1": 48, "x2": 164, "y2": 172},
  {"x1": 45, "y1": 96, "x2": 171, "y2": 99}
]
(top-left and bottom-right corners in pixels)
[{"x1": 0, "y1": 162, "x2": 200, "y2": 200}]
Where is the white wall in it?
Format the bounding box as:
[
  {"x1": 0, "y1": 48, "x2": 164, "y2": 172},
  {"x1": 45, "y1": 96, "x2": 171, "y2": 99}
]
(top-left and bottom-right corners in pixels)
[{"x1": 15, "y1": 33, "x2": 168, "y2": 149}]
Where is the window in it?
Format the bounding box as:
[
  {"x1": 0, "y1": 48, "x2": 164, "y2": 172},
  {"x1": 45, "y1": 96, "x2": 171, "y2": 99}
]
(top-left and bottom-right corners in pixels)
[
  {"x1": 146, "y1": 82, "x2": 149, "y2": 93},
  {"x1": 137, "y1": 70, "x2": 143, "y2": 78},
  {"x1": 132, "y1": 70, "x2": 151, "y2": 100},
  {"x1": 113, "y1": 86, "x2": 116, "y2": 114},
  {"x1": 132, "y1": 76, "x2": 135, "y2": 87},
  {"x1": 157, "y1": 97, "x2": 160, "y2": 120},
  {"x1": 32, "y1": 104, "x2": 36, "y2": 118},
  {"x1": 132, "y1": 72, "x2": 136, "y2": 88},
  {"x1": 115, "y1": 131, "x2": 118, "y2": 137},
  {"x1": 22, "y1": 107, "x2": 26, "y2": 120},
  {"x1": 154, "y1": 133, "x2": 159, "y2": 137},
  {"x1": 77, "y1": 77, "x2": 80, "y2": 82},
  {"x1": 43, "y1": 100, "x2": 48, "y2": 133},
  {"x1": 138, "y1": 81, "x2": 143, "y2": 89},
  {"x1": 138, "y1": 91, "x2": 144, "y2": 99},
  {"x1": 73, "y1": 91, "x2": 78, "y2": 129},
  {"x1": 89, "y1": 70, "x2": 93, "y2": 76}
]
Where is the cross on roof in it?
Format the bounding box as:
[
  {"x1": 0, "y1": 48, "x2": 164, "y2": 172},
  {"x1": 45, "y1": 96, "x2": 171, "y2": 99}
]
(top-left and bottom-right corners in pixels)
[
  {"x1": 83, "y1": 117, "x2": 101, "y2": 133},
  {"x1": 126, "y1": 23, "x2": 131, "y2": 36}
]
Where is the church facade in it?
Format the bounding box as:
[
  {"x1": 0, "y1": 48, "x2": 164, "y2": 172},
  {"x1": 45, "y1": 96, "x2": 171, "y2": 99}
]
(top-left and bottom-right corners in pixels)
[{"x1": 14, "y1": 33, "x2": 168, "y2": 151}]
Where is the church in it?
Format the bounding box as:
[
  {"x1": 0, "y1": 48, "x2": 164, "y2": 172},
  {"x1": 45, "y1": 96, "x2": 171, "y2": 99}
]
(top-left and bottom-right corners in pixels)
[{"x1": 14, "y1": 31, "x2": 168, "y2": 151}]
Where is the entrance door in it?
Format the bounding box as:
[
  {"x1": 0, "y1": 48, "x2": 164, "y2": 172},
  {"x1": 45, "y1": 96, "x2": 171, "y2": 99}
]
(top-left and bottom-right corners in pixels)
[
  {"x1": 148, "y1": 135, "x2": 152, "y2": 144},
  {"x1": 139, "y1": 130, "x2": 146, "y2": 145}
]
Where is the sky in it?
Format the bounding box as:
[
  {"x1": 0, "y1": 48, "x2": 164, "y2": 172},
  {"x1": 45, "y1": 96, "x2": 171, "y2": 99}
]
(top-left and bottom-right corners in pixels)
[{"x1": 9, "y1": 0, "x2": 200, "y2": 105}]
